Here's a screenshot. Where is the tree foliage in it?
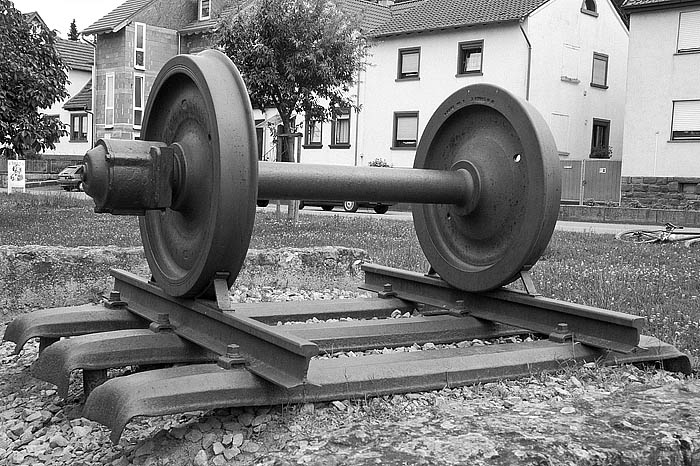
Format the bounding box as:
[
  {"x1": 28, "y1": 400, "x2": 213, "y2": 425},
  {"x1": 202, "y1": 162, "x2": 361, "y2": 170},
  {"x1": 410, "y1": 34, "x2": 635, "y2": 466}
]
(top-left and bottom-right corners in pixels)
[
  {"x1": 216, "y1": 0, "x2": 366, "y2": 161},
  {"x1": 0, "y1": 0, "x2": 68, "y2": 159},
  {"x1": 68, "y1": 19, "x2": 79, "y2": 40}
]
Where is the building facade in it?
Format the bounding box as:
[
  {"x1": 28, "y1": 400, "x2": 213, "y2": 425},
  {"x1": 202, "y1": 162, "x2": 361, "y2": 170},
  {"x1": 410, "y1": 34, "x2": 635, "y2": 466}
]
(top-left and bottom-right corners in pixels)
[{"x1": 621, "y1": 0, "x2": 700, "y2": 209}]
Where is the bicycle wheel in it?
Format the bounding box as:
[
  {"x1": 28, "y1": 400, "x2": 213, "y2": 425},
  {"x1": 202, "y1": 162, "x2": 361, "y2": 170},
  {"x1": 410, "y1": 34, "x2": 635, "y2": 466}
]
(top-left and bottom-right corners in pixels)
[{"x1": 615, "y1": 230, "x2": 660, "y2": 243}]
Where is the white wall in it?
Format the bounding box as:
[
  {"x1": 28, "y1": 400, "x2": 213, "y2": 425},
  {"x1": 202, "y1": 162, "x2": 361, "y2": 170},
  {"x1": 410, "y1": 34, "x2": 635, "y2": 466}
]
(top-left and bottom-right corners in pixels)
[
  {"x1": 528, "y1": 0, "x2": 628, "y2": 161},
  {"x1": 45, "y1": 68, "x2": 93, "y2": 157},
  {"x1": 360, "y1": 23, "x2": 529, "y2": 167},
  {"x1": 622, "y1": 6, "x2": 700, "y2": 177}
]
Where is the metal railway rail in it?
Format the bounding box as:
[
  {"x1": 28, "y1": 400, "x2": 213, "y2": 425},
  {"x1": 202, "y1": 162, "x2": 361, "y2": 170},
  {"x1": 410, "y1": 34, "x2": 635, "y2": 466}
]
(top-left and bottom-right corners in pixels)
[{"x1": 2, "y1": 50, "x2": 692, "y2": 442}]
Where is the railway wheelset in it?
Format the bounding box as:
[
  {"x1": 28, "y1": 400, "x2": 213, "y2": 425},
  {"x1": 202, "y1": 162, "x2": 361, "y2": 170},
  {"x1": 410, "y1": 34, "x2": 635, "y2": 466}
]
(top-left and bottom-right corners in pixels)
[{"x1": 4, "y1": 50, "x2": 690, "y2": 441}]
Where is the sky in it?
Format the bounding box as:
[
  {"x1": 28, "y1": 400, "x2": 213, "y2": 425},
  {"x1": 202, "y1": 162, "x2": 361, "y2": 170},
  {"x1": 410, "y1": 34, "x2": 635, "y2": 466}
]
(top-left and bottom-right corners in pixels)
[{"x1": 12, "y1": 0, "x2": 126, "y2": 37}]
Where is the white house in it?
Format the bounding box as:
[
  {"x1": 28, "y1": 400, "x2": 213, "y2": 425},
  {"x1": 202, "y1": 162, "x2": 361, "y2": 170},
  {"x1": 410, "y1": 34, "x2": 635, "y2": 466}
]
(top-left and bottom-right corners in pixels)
[
  {"x1": 620, "y1": 0, "x2": 700, "y2": 208},
  {"x1": 45, "y1": 38, "x2": 95, "y2": 157},
  {"x1": 357, "y1": 0, "x2": 629, "y2": 173}
]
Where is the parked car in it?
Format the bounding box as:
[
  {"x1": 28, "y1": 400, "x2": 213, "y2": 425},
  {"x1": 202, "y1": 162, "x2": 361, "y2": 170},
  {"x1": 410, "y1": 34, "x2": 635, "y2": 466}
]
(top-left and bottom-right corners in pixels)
[
  {"x1": 57, "y1": 165, "x2": 84, "y2": 191},
  {"x1": 299, "y1": 200, "x2": 392, "y2": 214}
]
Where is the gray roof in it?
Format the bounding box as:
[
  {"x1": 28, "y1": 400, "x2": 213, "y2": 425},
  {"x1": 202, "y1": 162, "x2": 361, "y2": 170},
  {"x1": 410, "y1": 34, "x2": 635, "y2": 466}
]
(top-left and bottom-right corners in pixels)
[
  {"x1": 82, "y1": 0, "x2": 154, "y2": 34},
  {"x1": 371, "y1": 0, "x2": 550, "y2": 37},
  {"x1": 55, "y1": 38, "x2": 94, "y2": 71},
  {"x1": 622, "y1": 0, "x2": 700, "y2": 10},
  {"x1": 63, "y1": 80, "x2": 93, "y2": 111}
]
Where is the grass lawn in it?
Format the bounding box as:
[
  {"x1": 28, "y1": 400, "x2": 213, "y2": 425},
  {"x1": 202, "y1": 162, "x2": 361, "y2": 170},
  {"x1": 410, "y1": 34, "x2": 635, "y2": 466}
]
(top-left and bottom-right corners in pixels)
[{"x1": 2, "y1": 192, "x2": 699, "y2": 362}]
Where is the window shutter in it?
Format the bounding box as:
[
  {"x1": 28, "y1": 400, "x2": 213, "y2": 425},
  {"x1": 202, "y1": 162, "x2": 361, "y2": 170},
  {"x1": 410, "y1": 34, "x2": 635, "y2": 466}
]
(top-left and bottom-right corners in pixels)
[
  {"x1": 678, "y1": 10, "x2": 700, "y2": 52},
  {"x1": 401, "y1": 52, "x2": 419, "y2": 75},
  {"x1": 396, "y1": 115, "x2": 418, "y2": 141},
  {"x1": 672, "y1": 100, "x2": 700, "y2": 131},
  {"x1": 592, "y1": 55, "x2": 607, "y2": 85}
]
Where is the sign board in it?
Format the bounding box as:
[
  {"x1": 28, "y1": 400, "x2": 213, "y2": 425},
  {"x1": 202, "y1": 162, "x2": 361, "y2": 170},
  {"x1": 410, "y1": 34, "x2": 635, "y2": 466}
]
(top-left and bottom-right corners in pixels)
[{"x1": 7, "y1": 160, "x2": 26, "y2": 193}]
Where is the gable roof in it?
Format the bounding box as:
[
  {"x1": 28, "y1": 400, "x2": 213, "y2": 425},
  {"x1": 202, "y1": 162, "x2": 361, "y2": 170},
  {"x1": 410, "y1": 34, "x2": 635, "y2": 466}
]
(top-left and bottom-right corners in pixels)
[
  {"x1": 55, "y1": 38, "x2": 94, "y2": 71},
  {"x1": 371, "y1": 0, "x2": 550, "y2": 37},
  {"x1": 82, "y1": 0, "x2": 154, "y2": 35},
  {"x1": 180, "y1": 0, "x2": 393, "y2": 36},
  {"x1": 622, "y1": 0, "x2": 700, "y2": 10},
  {"x1": 63, "y1": 80, "x2": 93, "y2": 111},
  {"x1": 179, "y1": 0, "x2": 257, "y2": 35}
]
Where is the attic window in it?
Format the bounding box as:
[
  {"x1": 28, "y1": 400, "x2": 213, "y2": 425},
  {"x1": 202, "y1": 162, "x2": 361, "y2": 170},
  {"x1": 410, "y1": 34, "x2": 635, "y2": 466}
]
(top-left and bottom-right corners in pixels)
[
  {"x1": 581, "y1": 0, "x2": 598, "y2": 16},
  {"x1": 199, "y1": 0, "x2": 211, "y2": 20}
]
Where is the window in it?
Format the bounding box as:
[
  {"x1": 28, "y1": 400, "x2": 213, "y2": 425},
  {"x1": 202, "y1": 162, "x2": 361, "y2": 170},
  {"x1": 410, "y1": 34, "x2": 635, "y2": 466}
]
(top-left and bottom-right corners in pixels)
[
  {"x1": 397, "y1": 47, "x2": 420, "y2": 80},
  {"x1": 304, "y1": 118, "x2": 322, "y2": 147},
  {"x1": 561, "y1": 43, "x2": 580, "y2": 83},
  {"x1": 199, "y1": 0, "x2": 211, "y2": 20},
  {"x1": 393, "y1": 112, "x2": 418, "y2": 149},
  {"x1": 457, "y1": 41, "x2": 483, "y2": 76},
  {"x1": 678, "y1": 11, "x2": 700, "y2": 53},
  {"x1": 70, "y1": 113, "x2": 88, "y2": 142},
  {"x1": 671, "y1": 100, "x2": 700, "y2": 140},
  {"x1": 581, "y1": 0, "x2": 597, "y2": 16},
  {"x1": 591, "y1": 52, "x2": 608, "y2": 88},
  {"x1": 590, "y1": 119, "x2": 611, "y2": 158},
  {"x1": 105, "y1": 73, "x2": 115, "y2": 128},
  {"x1": 134, "y1": 23, "x2": 145, "y2": 69},
  {"x1": 330, "y1": 108, "x2": 351, "y2": 147},
  {"x1": 134, "y1": 74, "x2": 145, "y2": 129}
]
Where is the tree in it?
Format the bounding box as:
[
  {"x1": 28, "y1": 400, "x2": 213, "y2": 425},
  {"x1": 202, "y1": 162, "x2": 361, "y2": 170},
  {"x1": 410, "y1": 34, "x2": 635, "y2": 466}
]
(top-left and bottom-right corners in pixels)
[
  {"x1": 68, "y1": 19, "x2": 79, "y2": 40},
  {"x1": 216, "y1": 0, "x2": 366, "y2": 162},
  {"x1": 0, "y1": 0, "x2": 68, "y2": 159}
]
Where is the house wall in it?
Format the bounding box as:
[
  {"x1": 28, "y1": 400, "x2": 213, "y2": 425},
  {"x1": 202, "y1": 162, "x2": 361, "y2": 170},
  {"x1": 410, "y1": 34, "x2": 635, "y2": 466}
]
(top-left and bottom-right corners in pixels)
[
  {"x1": 95, "y1": 25, "x2": 178, "y2": 141},
  {"x1": 528, "y1": 0, "x2": 628, "y2": 162},
  {"x1": 359, "y1": 23, "x2": 529, "y2": 168},
  {"x1": 44, "y1": 69, "x2": 93, "y2": 156},
  {"x1": 133, "y1": 0, "x2": 195, "y2": 31},
  {"x1": 622, "y1": 6, "x2": 700, "y2": 177}
]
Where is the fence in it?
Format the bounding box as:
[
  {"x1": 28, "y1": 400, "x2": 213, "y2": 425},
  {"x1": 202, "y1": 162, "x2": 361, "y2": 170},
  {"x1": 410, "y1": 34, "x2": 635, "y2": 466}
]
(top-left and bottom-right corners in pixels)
[
  {"x1": 560, "y1": 160, "x2": 622, "y2": 205},
  {"x1": 0, "y1": 158, "x2": 83, "y2": 174}
]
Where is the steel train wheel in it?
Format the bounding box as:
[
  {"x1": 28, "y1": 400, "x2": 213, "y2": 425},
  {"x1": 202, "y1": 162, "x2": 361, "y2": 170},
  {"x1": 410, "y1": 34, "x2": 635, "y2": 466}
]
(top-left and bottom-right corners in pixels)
[
  {"x1": 615, "y1": 230, "x2": 660, "y2": 243},
  {"x1": 139, "y1": 50, "x2": 258, "y2": 298},
  {"x1": 413, "y1": 84, "x2": 561, "y2": 292}
]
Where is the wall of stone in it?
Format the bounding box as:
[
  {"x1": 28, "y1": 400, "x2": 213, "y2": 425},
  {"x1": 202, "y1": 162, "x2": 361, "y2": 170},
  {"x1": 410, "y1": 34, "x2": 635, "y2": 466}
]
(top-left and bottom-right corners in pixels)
[{"x1": 620, "y1": 176, "x2": 700, "y2": 210}]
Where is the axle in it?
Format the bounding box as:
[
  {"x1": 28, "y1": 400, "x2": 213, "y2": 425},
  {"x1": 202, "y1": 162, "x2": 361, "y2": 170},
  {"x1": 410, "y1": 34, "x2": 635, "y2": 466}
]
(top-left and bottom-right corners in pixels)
[{"x1": 82, "y1": 138, "x2": 481, "y2": 215}]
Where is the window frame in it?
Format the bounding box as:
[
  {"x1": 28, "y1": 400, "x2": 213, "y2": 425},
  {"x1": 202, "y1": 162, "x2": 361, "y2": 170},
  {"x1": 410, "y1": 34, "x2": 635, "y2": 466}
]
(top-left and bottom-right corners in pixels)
[
  {"x1": 199, "y1": 0, "x2": 211, "y2": 20},
  {"x1": 105, "y1": 73, "x2": 115, "y2": 129},
  {"x1": 671, "y1": 99, "x2": 700, "y2": 141},
  {"x1": 70, "y1": 112, "x2": 88, "y2": 142},
  {"x1": 133, "y1": 73, "x2": 145, "y2": 130},
  {"x1": 134, "y1": 22, "x2": 146, "y2": 70},
  {"x1": 330, "y1": 108, "x2": 351, "y2": 148},
  {"x1": 397, "y1": 47, "x2": 420, "y2": 81},
  {"x1": 590, "y1": 118, "x2": 611, "y2": 158},
  {"x1": 456, "y1": 40, "x2": 484, "y2": 77},
  {"x1": 581, "y1": 0, "x2": 598, "y2": 17},
  {"x1": 303, "y1": 117, "x2": 323, "y2": 148},
  {"x1": 677, "y1": 10, "x2": 700, "y2": 53},
  {"x1": 590, "y1": 52, "x2": 609, "y2": 89},
  {"x1": 392, "y1": 111, "x2": 419, "y2": 150}
]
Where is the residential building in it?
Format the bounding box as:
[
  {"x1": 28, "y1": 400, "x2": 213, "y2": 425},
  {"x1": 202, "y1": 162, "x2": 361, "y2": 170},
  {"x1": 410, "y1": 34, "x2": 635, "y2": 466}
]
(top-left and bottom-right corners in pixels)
[
  {"x1": 355, "y1": 0, "x2": 628, "y2": 203},
  {"x1": 620, "y1": 0, "x2": 700, "y2": 209},
  {"x1": 47, "y1": 39, "x2": 95, "y2": 156}
]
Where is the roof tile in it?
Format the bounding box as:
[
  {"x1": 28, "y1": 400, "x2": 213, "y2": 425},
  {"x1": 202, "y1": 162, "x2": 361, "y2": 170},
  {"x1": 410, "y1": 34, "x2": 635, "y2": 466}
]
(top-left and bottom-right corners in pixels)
[
  {"x1": 63, "y1": 80, "x2": 93, "y2": 111},
  {"x1": 622, "y1": 0, "x2": 699, "y2": 9},
  {"x1": 372, "y1": 0, "x2": 550, "y2": 37},
  {"x1": 55, "y1": 38, "x2": 94, "y2": 71},
  {"x1": 82, "y1": 0, "x2": 154, "y2": 35}
]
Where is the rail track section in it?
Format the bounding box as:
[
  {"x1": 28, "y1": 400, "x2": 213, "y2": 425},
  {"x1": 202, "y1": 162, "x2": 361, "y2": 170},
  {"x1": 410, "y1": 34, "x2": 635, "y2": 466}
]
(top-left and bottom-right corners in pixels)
[{"x1": 2, "y1": 50, "x2": 692, "y2": 442}]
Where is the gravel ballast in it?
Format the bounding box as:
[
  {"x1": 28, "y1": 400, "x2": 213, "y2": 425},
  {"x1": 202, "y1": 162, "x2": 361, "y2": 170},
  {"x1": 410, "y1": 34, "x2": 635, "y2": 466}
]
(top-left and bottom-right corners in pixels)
[{"x1": 1, "y1": 246, "x2": 700, "y2": 465}]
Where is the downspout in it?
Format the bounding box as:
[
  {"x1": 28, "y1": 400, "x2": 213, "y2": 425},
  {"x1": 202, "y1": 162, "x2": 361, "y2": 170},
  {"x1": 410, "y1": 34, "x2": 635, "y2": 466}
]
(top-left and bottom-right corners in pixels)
[
  {"x1": 354, "y1": 65, "x2": 362, "y2": 166},
  {"x1": 519, "y1": 20, "x2": 532, "y2": 101}
]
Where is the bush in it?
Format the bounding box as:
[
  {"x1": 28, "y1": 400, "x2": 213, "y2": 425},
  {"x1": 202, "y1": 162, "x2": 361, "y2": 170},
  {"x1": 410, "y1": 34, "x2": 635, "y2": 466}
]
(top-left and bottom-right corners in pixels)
[{"x1": 368, "y1": 158, "x2": 391, "y2": 168}]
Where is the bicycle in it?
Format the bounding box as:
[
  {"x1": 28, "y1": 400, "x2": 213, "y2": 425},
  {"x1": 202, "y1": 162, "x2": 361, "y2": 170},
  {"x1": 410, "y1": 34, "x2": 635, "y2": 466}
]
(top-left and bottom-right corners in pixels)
[{"x1": 615, "y1": 222, "x2": 700, "y2": 247}]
